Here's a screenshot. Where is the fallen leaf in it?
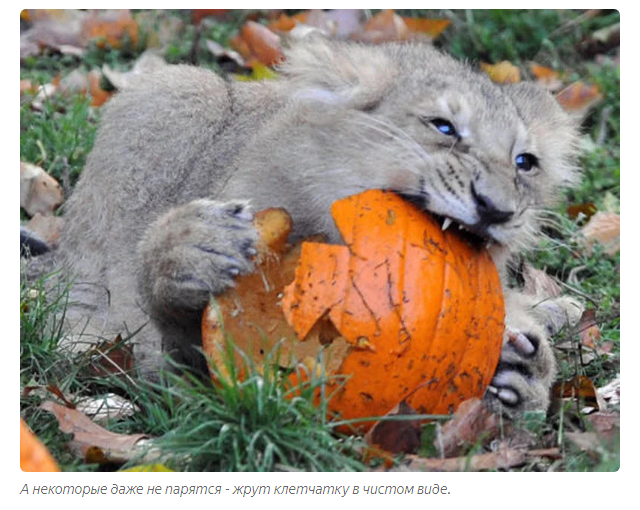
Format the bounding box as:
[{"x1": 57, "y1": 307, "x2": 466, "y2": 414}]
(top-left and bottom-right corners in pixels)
[
  {"x1": 86, "y1": 334, "x2": 135, "y2": 377},
  {"x1": 30, "y1": 83, "x2": 58, "y2": 111},
  {"x1": 269, "y1": 12, "x2": 310, "y2": 32},
  {"x1": 20, "y1": 162, "x2": 64, "y2": 217},
  {"x1": 521, "y1": 264, "x2": 562, "y2": 299},
  {"x1": 481, "y1": 61, "x2": 521, "y2": 84},
  {"x1": 135, "y1": 11, "x2": 184, "y2": 50},
  {"x1": 597, "y1": 377, "x2": 620, "y2": 406},
  {"x1": 566, "y1": 202, "x2": 598, "y2": 220},
  {"x1": 564, "y1": 432, "x2": 603, "y2": 454},
  {"x1": 552, "y1": 375, "x2": 603, "y2": 412},
  {"x1": 576, "y1": 211, "x2": 620, "y2": 255},
  {"x1": 436, "y1": 398, "x2": 501, "y2": 457},
  {"x1": 585, "y1": 411, "x2": 619, "y2": 442},
  {"x1": 576, "y1": 309, "x2": 600, "y2": 349},
  {"x1": 529, "y1": 63, "x2": 564, "y2": 91},
  {"x1": 233, "y1": 21, "x2": 284, "y2": 68},
  {"x1": 25, "y1": 213, "x2": 64, "y2": 248},
  {"x1": 364, "y1": 401, "x2": 422, "y2": 454},
  {"x1": 75, "y1": 394, "x2": 138, "y2": 425},
  {"x1": 21, "y1": 9, "x2": 138, "y2": 57},
  {"x1": 555, "y1": 81, "x2": 603, "y2": 114},
  {"x1": 20, "y1": 79, "x2": 36, "y2": 95},
  {"x1": 402, "y1": 17, "x2": 451, "y2": 39},
  {"x1": 41, "y1": 401, "x2": 154, "y2": 464},
  {"x1": 403, "y1": 445, "x2": 525, "y2": 472},
  {"x1": 80, "y1": 10, "x2": 138, "y2": 49},
  {"x1": 352, "y1": 10, "x2": 449, "y2": 43},
  {"x1": 354, "y1": 10, "x2": 409, "y2": 43},
  {"x1": 191, "y1": 9, "x2": 230, "y2": 26}
]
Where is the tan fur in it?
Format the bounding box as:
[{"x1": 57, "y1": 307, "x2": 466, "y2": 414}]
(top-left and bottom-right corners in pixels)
[{"x1": 58, "y1": 39, "x2": 582, "y2": 412}]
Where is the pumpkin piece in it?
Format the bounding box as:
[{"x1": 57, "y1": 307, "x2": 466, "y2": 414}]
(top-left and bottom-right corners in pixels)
[
  {"x1": 20, "y1": 418, "x2": 60, "y2": 472},
  {"x1": 282, "y1": 189, "x2": 505, "y2": 430},
  {"x1": 201, "y1": 208, "x2": 344, "y2": 382}
]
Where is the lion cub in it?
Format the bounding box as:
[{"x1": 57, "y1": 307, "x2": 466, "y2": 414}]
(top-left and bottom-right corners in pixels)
[{"x1": 58, "y1": 38, "x2": 582, "y2": 414}]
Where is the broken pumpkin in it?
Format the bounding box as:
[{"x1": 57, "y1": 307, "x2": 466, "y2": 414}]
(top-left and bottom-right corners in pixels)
[{"x1": 202, "y1": 189, "x2": 505, "y2": 432}]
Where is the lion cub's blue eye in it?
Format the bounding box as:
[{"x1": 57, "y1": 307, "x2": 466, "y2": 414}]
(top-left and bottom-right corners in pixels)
[
  {"x1": 430, "y1": 118, "x2": 458, "y2": 137},
  {"x1": 515, "y1": 153, "x2": 538, "y2": 171}
]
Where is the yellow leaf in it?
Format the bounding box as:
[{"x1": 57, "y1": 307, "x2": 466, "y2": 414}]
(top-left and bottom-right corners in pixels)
[{"x1": 480, "y1": 61, "x2": 521, "y2": 84}]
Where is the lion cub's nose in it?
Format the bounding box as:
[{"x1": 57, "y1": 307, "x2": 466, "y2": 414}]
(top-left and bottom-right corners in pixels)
[{"x1": 471, "y1": 183, "x2": 515, "y2": 225}]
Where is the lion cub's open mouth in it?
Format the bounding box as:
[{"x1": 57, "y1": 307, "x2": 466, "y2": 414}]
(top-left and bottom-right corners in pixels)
[
  {"x1": 430, "y1": 212, "x2": 496, "y2": 249},
  {"x1": 395, "y1": 192, "x2": 496, "y2": 248}
]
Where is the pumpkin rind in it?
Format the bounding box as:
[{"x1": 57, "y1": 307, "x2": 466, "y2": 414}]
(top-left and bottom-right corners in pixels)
[
  {"x1": 20, "y1": 418, "x2": 60, "y2": 472},
  {"x1": 281, "y1": 189, "x2": 505, "y2": 430}
]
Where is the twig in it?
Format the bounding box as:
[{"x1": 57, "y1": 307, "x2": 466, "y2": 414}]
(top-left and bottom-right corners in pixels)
[{"x1": 596, "y1": 106, "x2": 613, "y2": 146}]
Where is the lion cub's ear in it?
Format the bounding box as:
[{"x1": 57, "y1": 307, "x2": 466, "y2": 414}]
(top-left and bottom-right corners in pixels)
[{"x1": 279, "y1": 37, "x2": 397, "y2": 111}]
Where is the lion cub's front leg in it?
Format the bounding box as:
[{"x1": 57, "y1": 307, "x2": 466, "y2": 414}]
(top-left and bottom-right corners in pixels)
[
  {"x1": 138, "y1": 199, "x2": 258, "y2": 316},
  {"x1": 136, "y1": 199, "x2": 258, "y2": 372},
  {"x1": 485, "y1": 290, "x2": 583, "y2": 415}
]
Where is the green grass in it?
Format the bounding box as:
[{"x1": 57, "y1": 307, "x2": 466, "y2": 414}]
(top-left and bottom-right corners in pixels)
[{"x1": 20, "y1": 9, "x2": 620, "y2": 472}]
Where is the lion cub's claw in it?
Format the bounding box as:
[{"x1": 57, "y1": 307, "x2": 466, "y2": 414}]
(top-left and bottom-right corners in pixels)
[
  {"x1": 486, "y1": 326, "x2": 555, "y2": 415},
  {"x1": 138, "y1": 199, "x2": 259, "y2": 316}
]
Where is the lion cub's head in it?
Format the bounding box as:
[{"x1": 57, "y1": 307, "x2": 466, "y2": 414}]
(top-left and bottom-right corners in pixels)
[{"x1": 280, "y1": 38, "x2": 580, "y2": 251}]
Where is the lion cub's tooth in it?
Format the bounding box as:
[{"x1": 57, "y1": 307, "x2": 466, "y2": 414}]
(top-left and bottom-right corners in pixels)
[{"x1": 441, "y1": 217, "x2": 453, "y2": 231}]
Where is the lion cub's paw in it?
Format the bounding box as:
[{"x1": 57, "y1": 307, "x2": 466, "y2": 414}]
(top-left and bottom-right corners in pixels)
[
  {"x1": 486, "y1": 324, "x2": 556, "y2": 414},
  {"x1": 138, "y1": 199, "x2": 259, "y2": 315}
]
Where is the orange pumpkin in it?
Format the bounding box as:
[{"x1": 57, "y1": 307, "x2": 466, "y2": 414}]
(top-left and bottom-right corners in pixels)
[
  {"x1": 202, "y1": 190, "x2": 505, "y2": 432},
  {"x1": 281, "y1": 189, "x2": 505, "y2": 429},
  {"x1": 20, "y1": 418, "x2": 60, "y2": 472}
]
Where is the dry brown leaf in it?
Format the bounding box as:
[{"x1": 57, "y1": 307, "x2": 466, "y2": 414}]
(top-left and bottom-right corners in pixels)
[
  {"x1": 436, "y1": 398, "x2": 501, "y2": 457},
  {"x1": 25, "y1": 213, "x2": 64, "y2": 248},
  {"x1": 403, "y1": 445, "x2": 525, "y2": 472},
  {"x1": 552, "y1": 375, "x2": 604, "y2": 412},
  {"x1": 529, "y1": 63, "x2": 564, "y2": 91},
  {"x1": 80, "y1": 10, "x2": 138, "y2": 49},
  {"x1": 566, "y1": 202, "x2": 598, "y2": 220},
  {"x1": 354, "y1": 10, "x2": 409, "y2": 43},
  {"x1": 576, "y1": 211, "x2": 620, "y2": 255},
  {"x1": 585, "y1": 411, "x2": 619, "y2": 442},
  {"x1": 191, "y1": 9, "x2": 230, "y2": 26},
  {"x1": 41, "y1": 401, "x2": 154, "y2": 464},
  {"x1": 521, "y1": 264, "x2": 562, "y2": 299},
  {"x1": 20, "y1": 162, "x2": 64, "y2": 217},
  {"x1": 402, "y1": 17, "x2": 451, "y2": 39},
  {"x1": 20, "y1": 79, "x2": 36, "y2": 95},
  {"x1": 597, "y1": 377, "x2": 620, "y2": 405},
  {"x1": 576, "y1": 309, "x2": 601, "y2": 349},
  {"x1": 233, "y1": 21, "x2": 284, "y2": 68},
  {"x1": 86, "y1": 334, "x2": 135, "y2": 377},
  {"x1": 364, "y1": 401, "x2": 422, "y2": 454},
  {"x1": 480, "y1": 61, "x2": 521, "y2": 84},
  {"x1": 21, "y1": 9, "x2": 138, "y2": 58},
  {"x1": 556, "y1": 81, "x2": 603, "y2": 114}
]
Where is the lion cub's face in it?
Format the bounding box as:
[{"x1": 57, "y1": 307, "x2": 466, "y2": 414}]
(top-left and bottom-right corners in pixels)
[{"x1": 282, "y1": 40, "x2": 580, "y2": 250}]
